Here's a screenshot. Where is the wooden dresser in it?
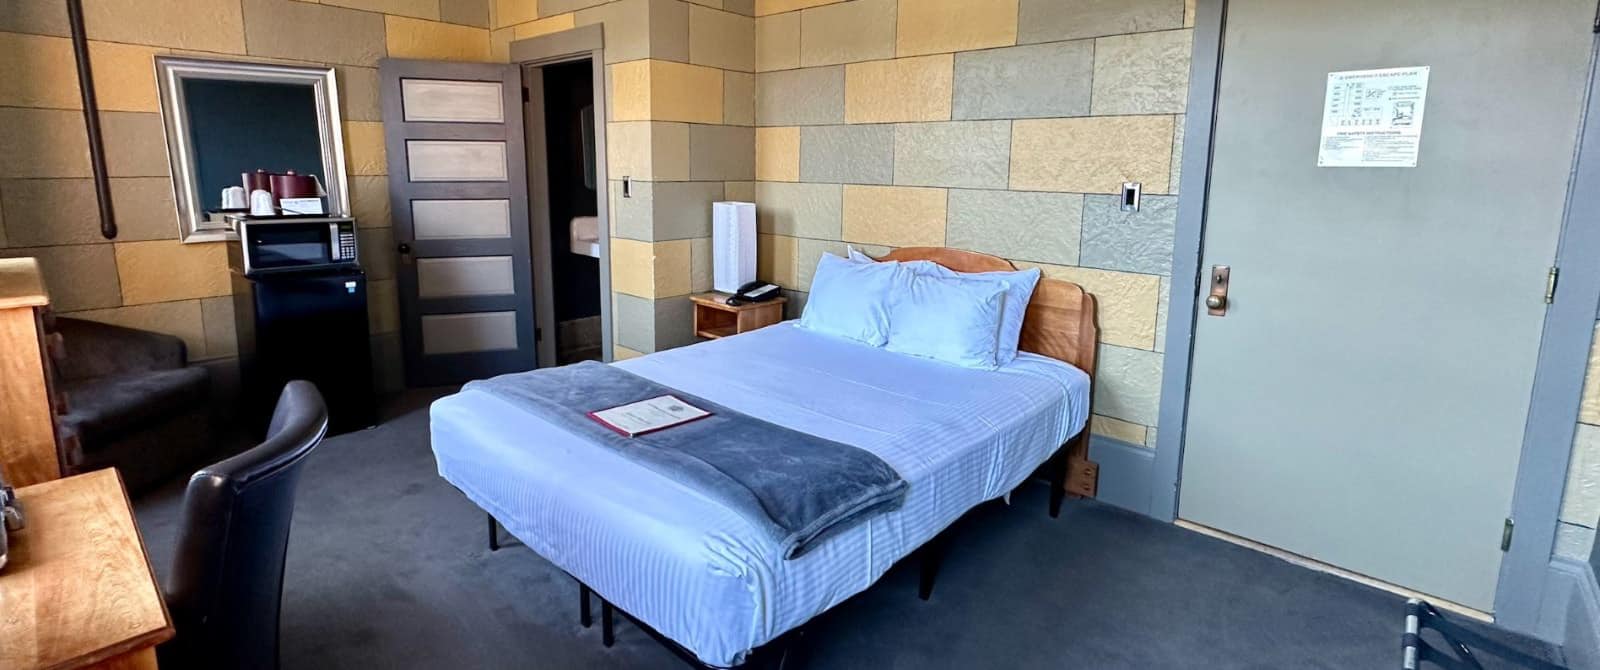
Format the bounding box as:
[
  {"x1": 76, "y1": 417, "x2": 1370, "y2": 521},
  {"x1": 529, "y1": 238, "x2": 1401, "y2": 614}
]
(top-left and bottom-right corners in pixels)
[{"x1": 0, "y1": 257, "x2": 66, "y2": 487}]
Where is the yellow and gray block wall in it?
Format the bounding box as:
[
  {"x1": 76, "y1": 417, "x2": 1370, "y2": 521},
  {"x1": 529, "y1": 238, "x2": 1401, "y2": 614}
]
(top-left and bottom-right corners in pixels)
[
  {"x1": 487, "y1": 0, "x2": 758, "y2": 360},
  {"x1": 0, "y1": 0, "x2": 504, "y2": 395},
  {"x1": 744, "y1": 0, "x2": 1193, "y2": 450}
]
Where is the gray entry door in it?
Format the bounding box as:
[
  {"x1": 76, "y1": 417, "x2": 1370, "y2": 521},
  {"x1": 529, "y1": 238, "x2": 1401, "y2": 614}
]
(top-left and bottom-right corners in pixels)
[
  {"x1": 1179, "y1": 0, "x2": 1593, "y2": 610},
  {"x1": 380, "y1": 60, "x2": 537, "y2": 387}
]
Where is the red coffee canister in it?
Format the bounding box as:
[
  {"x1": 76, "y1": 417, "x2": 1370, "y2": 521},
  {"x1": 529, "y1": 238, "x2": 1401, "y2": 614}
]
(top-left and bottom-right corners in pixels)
[
  {"x1": 269, "y1": 171, "x2": 319, "y2": 199},
  {"x1": 242, "y1": 169, "x2": 273, "y2": 194}
]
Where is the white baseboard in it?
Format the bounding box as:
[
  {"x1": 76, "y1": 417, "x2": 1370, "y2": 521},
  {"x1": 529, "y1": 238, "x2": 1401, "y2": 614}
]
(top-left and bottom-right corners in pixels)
[{"x1": 1539, "y1": 557, "x2": 1600, "y2": 668}]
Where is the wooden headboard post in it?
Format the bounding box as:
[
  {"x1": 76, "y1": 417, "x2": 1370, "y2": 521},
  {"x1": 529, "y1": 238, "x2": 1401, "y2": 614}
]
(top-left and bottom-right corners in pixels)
[{"x1": 875, "y1": 248, "x2": 1101, "y2": 500}]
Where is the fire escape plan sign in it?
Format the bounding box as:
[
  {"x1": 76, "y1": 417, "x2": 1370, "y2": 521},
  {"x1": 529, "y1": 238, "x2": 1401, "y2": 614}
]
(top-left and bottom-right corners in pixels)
[{"x1": 1317, "y1": 66, "x2": 1430, "y2": 167}]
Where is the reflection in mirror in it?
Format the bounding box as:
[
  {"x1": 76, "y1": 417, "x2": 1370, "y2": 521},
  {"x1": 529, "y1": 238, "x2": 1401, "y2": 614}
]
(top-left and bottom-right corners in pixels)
[
  {"x1": 183, "y1": 79, "x2": 323, "y2": 212},
  {"x1": 156, "y1": 57, "x2": 349, "y2": 242}
]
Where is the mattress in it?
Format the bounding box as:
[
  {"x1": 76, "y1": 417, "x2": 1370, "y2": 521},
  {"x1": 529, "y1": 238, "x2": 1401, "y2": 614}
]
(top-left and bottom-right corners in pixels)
[{"x1": 430, "y1": 322, "x2": 1090, "y2": 666}]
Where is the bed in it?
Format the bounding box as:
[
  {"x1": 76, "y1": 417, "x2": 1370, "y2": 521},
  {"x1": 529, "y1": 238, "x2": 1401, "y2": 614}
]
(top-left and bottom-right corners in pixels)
[{"x1": 429, "y1": 248, "x2": 1100, "y2": 668}]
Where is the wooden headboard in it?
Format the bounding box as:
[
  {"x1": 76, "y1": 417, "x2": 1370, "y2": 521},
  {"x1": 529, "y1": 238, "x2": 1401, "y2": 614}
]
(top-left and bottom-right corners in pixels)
[
  {"x1": 874, "y1": 247, "x2": 1102, "y2": 500},
  {"x1": 875, "y1": 247, "x2": 1099, "y2": 380}
]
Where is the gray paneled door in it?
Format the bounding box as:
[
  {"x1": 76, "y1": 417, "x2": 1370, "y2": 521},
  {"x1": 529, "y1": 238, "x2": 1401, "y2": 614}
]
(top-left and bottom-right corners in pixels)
[
  {"x1": 380, "y1": 60, "x2": 536, "y2": 386},
  {"x1": 1179, "y1": 0, "x2": 1593, "y2": 610}
]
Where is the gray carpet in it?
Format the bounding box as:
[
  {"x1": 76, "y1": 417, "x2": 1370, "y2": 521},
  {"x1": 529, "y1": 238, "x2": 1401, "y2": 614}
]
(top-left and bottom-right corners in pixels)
[{"x1": 133, "y1": 389, "x2": 1565, "y2": 669}]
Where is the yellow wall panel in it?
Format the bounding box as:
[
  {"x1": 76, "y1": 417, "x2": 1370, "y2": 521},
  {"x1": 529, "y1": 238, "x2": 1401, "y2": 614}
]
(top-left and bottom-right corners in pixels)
[
  {"x1": 842, "y1": 185, "x2": 946, "y2": 248},
  {"x1": 649, "y1": 60, "x2": 725, "y2": 124},
  {"x1": 494, "y1": 0, "x2": 539, "y2": 28},
  {"x1": 1093, "y1": 414, "x2": 1149, "y2": 445},
  {"x1": 612, "y1": 60, "x2": 724, "y2": 124},
  {"x1": 114, "y1": 240, "x2": 230, "y2": 305},
  {"x1": 610, "y1": 238, "x2": 657, "y2": 298},
  {"x1": 1022, "y1": 262, "x2": 1162, "y2": 349},
  {"x1": 1010, "y1": 116, "x2": 1175, "y2": 194},
  {"x1": 514, "y1": 13, "x2": 577, "y2": 39},
  {"x1": 844, "y1": 55, "x2": 953, "y2": 124},
  {"x1": 755, "y1": 127, "x2": 800, "y2": 182},
  {"x1": 896, "y1": 0, "x2": 1018, "y2": 57},
  {"x1": 385, "y1": 16, "x2": 491, "y2": 61},
  {"x1": 653, "y1": 239, "x2": 694, "y2": 298},
  {"x1": 89, "y1": 41, "x2": 166, "y2": 113},
  {"x1": 800, "y1": 0, "x2": 895, "y2": 67},
  {"x1": 0, "y1": 32, "x2": 80, "y2": 109},
  {"x1": 345, "y1": 122, "x2": 389, "y2": 177},
  {"x1": 758, "y1": 233, "x2": 798, "y2": 287},
  {"x1": 611, "y1": 238, "x2": 692, "y2": 298},
  {"x1": 611, "y1": 60, "x2": 653, "y2": 121},
  {"x1": 755, "y1": 0, "x2": 845, "y2": 17}
]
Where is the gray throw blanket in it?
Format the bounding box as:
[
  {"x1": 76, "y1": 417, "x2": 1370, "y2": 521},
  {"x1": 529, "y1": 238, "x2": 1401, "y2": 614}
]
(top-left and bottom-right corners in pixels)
[{"x1": 467, "y1": 361, "x2": 908, "y2": 559}]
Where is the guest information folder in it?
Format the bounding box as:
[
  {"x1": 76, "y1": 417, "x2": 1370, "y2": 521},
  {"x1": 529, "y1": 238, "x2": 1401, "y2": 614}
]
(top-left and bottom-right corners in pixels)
[{"x1": 588, "y1": 395, "x2": 711, "y2": 437}]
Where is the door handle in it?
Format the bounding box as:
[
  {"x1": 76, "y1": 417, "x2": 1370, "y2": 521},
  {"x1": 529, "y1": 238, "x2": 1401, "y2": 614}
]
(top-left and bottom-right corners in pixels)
[
  {"x1": 1206, "y1": 265, "x2": 1230, "y2": 316},
  {"x1": 397, "y1": 243, "x2": 412, "y2": 265}
]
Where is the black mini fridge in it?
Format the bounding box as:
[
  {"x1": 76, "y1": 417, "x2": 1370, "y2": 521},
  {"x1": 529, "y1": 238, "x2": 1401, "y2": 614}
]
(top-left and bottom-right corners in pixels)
[
  {"x1": 232, "y1": 268, "x2": 375, "y2": 434},
  {"x1": 228, "y1": 215, "x2": 375, "y2": 434}
]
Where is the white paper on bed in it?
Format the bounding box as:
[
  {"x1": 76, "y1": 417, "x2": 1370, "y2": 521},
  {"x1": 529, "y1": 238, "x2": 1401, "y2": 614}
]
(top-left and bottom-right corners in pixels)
[
  {"x1": 588, "y1": 394, "x2": 709, "y2": 437},
  {"x1": 430, "y1": 322, "x2": 1090, "y2": 666}
]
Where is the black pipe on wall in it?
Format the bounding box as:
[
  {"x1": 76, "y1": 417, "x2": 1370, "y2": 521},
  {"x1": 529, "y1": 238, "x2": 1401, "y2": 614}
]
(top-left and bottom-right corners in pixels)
[{"x1": 66, "y1": 0, "x2": 117, "y2": 240}]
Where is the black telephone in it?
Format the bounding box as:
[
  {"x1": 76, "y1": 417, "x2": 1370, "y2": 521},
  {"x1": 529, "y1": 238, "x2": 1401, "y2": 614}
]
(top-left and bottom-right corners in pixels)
[{"x1": 727, "y1": 281, "x2": 782, "y2": 306}]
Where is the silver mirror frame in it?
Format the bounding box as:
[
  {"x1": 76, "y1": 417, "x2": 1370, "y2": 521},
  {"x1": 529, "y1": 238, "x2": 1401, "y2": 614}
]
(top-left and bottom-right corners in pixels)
[{"x1": 155, "y1": 56, "x2": 350, "y2": 243}]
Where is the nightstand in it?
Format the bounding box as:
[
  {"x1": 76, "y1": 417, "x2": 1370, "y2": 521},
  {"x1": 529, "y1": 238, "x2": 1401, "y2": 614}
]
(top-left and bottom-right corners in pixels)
[{"x1": 690, "y1": 292, "x2": 788, "y2": 339}]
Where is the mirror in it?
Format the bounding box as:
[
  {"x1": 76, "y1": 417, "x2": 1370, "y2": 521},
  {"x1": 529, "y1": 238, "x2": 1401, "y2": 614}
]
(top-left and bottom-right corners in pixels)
[{"x1": 155, "y1": 57, "x2": 349, "y2": 242}]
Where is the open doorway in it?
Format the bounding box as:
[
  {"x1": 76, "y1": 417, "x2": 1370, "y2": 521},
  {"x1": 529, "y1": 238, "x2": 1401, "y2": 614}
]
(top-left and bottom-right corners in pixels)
[
  {"x1": 523, "y1": 49, "x2": 609, "y2": 367},
  {"x1": 538, "y1": 60, "x2": 601, "y2": 364}
]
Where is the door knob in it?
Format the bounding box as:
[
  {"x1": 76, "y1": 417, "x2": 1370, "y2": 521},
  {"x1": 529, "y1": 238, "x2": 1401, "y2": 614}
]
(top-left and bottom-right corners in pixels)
[
  {"x1": 1206, "y1": 265, "x2": 1230, "y2": 316},
  {"x1": 397, "y1": 243, "x2": 412, "y2": 265}
]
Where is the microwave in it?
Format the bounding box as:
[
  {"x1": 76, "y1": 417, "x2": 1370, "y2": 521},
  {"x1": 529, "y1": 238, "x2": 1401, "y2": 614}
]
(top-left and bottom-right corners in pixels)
[{"x1": 228, "y1": 216, "x2": 359, "y2": 277}]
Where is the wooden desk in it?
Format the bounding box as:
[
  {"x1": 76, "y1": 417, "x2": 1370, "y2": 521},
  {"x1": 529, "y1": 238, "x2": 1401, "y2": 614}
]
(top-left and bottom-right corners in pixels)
[
  {"x1": 690, "y1": 292, "x2": 787, "y2": 339},
  {"x1": 0, "y1": 469, "x2": 173, "y2": 670}
]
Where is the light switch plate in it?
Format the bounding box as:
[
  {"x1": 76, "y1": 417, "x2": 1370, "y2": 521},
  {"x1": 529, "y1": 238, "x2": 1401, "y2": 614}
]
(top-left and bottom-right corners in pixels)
[{"x1": 1121, "y1": 182, "x2": 1142, "y2": 212}]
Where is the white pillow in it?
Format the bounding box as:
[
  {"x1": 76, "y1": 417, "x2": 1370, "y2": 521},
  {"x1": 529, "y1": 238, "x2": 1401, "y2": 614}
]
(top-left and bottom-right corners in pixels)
[
  {"x1": 885, "y1": 273, "x2": 1008, "y2": 369},
  {"x1": 843, "y1": 248, "x2": 1040, "y2": 364},
  {"x1": 909, "y1": 263, "x2": 1039, "y2": 366},
  {"x1": 798, "y1": 253, "x2": 905, "y2": 346}
]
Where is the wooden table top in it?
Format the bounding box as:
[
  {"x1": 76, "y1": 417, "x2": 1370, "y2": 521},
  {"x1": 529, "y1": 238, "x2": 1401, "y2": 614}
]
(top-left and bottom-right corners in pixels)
[
  {"x1": 0, "y1": 257, "x2": 49, "y2": 310},
  {"x1": 0, "y1": 469, "x2": 174, "y2": 670},
  {"x1": 689, "y1": 292, "x2": 787, "y2": 312}
]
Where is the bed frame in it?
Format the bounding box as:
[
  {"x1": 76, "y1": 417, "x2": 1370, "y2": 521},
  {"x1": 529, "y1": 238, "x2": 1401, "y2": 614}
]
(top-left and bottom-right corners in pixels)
[{"x1": 485, "y1": 247, "x2": 1101, "y2": 669}]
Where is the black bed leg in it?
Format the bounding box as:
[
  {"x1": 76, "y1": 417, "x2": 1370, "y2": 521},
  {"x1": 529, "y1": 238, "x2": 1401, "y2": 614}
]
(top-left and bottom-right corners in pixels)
[
  {"x1": 487, "y1": 513, "x2": 500, "y2": 551},
  {"x1": 601, "y1": 600, "x2": 615, "y2": 647},
  {"x1": 1048, "y1": 447, "x2": 1067, "y2": 519},
  {"x1": 918, "y1": 532, "x2": 946, "y2": 601},
  {"x1": 580, "y1": 584, "x2": 593, "y2": 628}
]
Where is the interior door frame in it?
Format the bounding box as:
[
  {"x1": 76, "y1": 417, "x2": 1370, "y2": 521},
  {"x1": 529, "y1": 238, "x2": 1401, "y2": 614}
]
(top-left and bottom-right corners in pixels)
[
  {"x1": 512, "y1": 24, "x2": 612, "y2": 365},
  {"x1": 1152, "y1": 0, "x2": 1600, "y2": 634}
]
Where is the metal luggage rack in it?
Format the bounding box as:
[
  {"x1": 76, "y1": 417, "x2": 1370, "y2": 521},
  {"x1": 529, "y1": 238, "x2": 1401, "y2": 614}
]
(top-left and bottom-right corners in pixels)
[{"x1": 1402, "y1": 599, "x2": 1563, "y2": 670}]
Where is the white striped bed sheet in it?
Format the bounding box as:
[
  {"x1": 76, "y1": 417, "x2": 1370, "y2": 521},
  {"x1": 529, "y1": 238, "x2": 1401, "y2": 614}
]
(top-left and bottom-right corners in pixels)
[{"x1": 429, "y1": 322, "x2": 1091, "y2": 666}]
